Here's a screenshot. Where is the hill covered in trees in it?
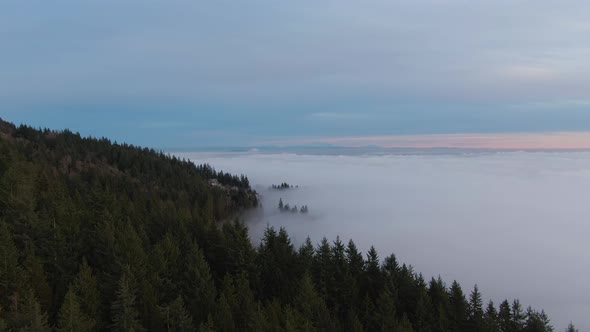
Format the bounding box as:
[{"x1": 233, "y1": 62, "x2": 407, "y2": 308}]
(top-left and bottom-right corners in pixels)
[{"x1": 0, "y1": 118, "x2": 573, "y2": 331}]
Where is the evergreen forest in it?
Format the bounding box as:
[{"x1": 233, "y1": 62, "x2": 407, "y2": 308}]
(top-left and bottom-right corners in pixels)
[{"x1": 0, "y1": 118, "x2": 573, "y2": 331}]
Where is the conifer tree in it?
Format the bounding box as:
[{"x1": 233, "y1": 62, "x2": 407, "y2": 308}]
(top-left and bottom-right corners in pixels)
[
  {"x1": 298, "y1": 236, "x2": 315, "y2": 273},
  {"x1": 213, "y1": 294, "x2": 234, "y2": 332},
  {"x1": 498, "y1": 300, "x2": 512, "y2": 332},
  {"x1": 257, "y1": 227, "x2": 298, "y2": 302},
  {"x1": 346, "y1": 310, "x2": 364, "y2": 332},
  {"x1": 399, "y1": 313, "x2": 416, "y2": 332},
  {"x1": 360, "y1": 293, "x2": 378, "y2": 331},
  {"x1": 10, "y1": 289, "x2": 50, "y2": 332},
  {"x1": 428, "y1": 277, "x2": 449, "y2": 332},
  {"x1": 160, "y1": 296, "x2": 195, "y2": 332},
  {"x1": 0, "y1": 221, "x2": 22, "y2": 308},
  {"x1": 523, "y1": 307, "x2": 553, "y2": 332},
  {"x1": 345, "y1": 239, "x2": 364, "y2": 313},
  {"x1": 248, "y1": 302, "x2": 268, "y2": 332},
  {"x1": 468, "y1": 285, "x2": 484, "y2": 332},
  {"x1": 73, "y1": 259, "x2": 101, "y2": 322},
  {"x1": 312, "y1": 237, "x2": 334, "y2": 300},
  {"x1": 448, "y1": 280, "x2": 469, "y2": 332},
  {"x1": 197, "y1": 314, "x2": 215, "y2": 332},
  {"x1": 365, "y1": 246, "x2": 382, "y2": 303},
  {"x1": 232, "y1": 272, "x2": 256, "y2": 329},
  {"x1": 295, "y1": 272, "x2": 332, "y2": 330},
  {"x1": 376, "y1": 285, "x2": 398, "y2": 331},
  {"x1": 57, "y1": 286, "x2": 96, "y2": 332},
  {"x1": 22, "y1": 248, "x2": 52, "y2": 312},
  {"x1": 0, "y1": 313, "x2": 6, "y2": 332},
  {"x1": 511, "y1": 300, "x2": 525, "y2": 332},
  {"x1": 331, "y1": 236, "x2": 352, "y2": 320},
  {"x1": 284, "y1": 305, "x2": 308, "y2": 332},
  {"x1": 483, "y1": 301, "x2": 500, "y2": 332},
  {"x1": 414, "y1": 287, "x2": 434, "y2": 332},
  {"x1": 182, "y1": 242, "x2": 216, "y2": 326},
  {"x1": 264, "y1": 300, "x2": 284, "y2": 332},
  {"x1": 110, "y1": 270, "x2": 144, "y2": 332}
]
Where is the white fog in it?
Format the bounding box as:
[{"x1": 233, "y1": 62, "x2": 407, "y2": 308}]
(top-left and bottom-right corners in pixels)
[{"x1": 180, "y1": 151, "x2": 590, "y2": 330}]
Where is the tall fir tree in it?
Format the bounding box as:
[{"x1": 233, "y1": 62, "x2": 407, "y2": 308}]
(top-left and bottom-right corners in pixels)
[
  {"x1": 73, "y1": 259, "x2": 101, "y2": 326},
  {"x1": 498, "y1": 300, "x2": 512, "y2": 332},
  {"x1": 9, "y1": 289, "x2": 51, "y2": 332},
  {"x1": 0, "y1": 221, "x2": 22, "y2": 309},
  {"x1": 448, "y1": 280, "x2": 469, "y2": 332},
  {"x1": 182, "y1": 242, "x2": 216, "y2": 327},
  {"x1": 468, "y1": 285, "x2": 484, "y2": 332},
  {"x1": 511, "y1": 300, "x2": 525, "y2": 332},
  {"x1": 159, "y1": 296, "x2": 195, "y2": 332},
  {"x1": 110, "y1": 270, "x2": 144, "y2": 332},
  {"x1": 295, "y1": 272, "x2": 332, "y2": 331},
  {"x1": 57, "y1": 286, "x2": 96, "y2": 332},
  {"x1": 483, "y1": 301, "x2": 500, "y2": 332},
  {"x1": 213, "y1": 294, "x2": 234, "y2": 332}
]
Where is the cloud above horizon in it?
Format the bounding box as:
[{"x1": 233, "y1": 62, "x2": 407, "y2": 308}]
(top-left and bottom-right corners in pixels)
[
  {"x1": 293, "y1": 132, "x2": 590, "y2": 149},
  {"x1": 2, "y1": 0, "x2": 590, "y2": 147}
]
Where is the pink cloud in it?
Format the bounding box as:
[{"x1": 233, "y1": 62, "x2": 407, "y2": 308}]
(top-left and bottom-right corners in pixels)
[{"x1": 300, "y1": 132, "x2": 590, "y2": 149}]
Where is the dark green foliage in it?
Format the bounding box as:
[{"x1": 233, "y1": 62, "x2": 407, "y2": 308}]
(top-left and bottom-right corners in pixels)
[
  {"x1": 484, "y1": 301, "x2": 500, "y2": 332},
  {"x1": 9, "y1": 289, "x2": 51, "y2": 331},
  {"x1": 256, "y1": 227, "x2": 299, "y2": 303},
  {"x1": 278, "y1": 199, "x2": 309, "y2": 213},
  {"x1": 0, "y1": 311, "x2": 6, "y2": 332},
  {"x1": 0, "y1": 118, "x2": 570, "y2": 331},
  {"x1": 110, "y1": 270, "x2": 144, "y2": 332},
  {"x1": 511, "y1": 300, "x2": 526, "y2": 332},
  {"x1": 57, "y1": 286, "x2": 96, "y2": 332},
  {"x1": 73, "y1": 259, "x2": 101, "y2": 325},
  {"x1": 181, "y1": 243, "x2": 216, "y2": 326},
  {"x1": 213, "y1": 294, "x2": 234, "y2": 332},
  {"x1": 498, "y1": 300, "x2": 512, "y2": 332},
  {"x1": 468, "y1": 285, "x2": 484, "y2": 332},
  {"x1": 448, "y1": 280, "x2": 469, "y2": 332},
  {"x1": 0, "y1": 221, "x2": 23, "y2": 309},
  {"x1": 523, "y1": 307, "x2": 553, "y2": 332},
  {"x1": 160, "y1": 296, "x2": 195, "y2": 332},
  {"x1": 22, "y1": 248, "x2": 52, "y2": 313},
  {"x1": 271, "y1": 182, "x2": 293, "y2": 190},
  {"x1": 294, "y1": 272, "x2": 333, "y2": 330}
]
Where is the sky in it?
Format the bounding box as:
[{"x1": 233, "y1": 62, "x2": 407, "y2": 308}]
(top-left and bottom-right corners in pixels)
[
  {"x1": 181, "y1": 151, "x2": 590, "y2": 330},
  {"x1": 3, "y1": 0, "x2": 590, "y2": 148}
]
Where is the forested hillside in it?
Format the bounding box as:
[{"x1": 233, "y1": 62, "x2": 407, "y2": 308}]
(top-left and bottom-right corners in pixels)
[{"x1": 0, "y1": 118, "x2": 566, "y2": 331}]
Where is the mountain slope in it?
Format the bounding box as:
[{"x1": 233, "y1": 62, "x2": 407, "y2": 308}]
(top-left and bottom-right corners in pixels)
[{"x1": 0, "y1": 118, "x2": 561, "y2": 331}]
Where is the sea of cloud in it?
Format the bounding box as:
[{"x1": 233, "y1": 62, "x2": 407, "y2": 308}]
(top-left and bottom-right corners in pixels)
[{"x1": 179, "y1": 151, "x2": 590, "y2": 330}]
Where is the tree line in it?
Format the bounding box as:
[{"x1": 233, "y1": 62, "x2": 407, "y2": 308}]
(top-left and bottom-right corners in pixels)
[
  {"x1": 279, "y1": 199, "x2": 309, "y2": 214},
  {"x1": 0, "y1": 118, "x2": 576, "y2": 331},
  {"x1": 271, "y1": 183, "x2": 297, "y2": 190},
  {"x1": 195, "y1": 164, "x2": 250, "y2": 190}
]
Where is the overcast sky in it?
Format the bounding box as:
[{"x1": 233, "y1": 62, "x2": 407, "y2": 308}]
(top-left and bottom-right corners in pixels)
[{"x1": 3, "y1": 0, "x2": 590, "y2": 148}]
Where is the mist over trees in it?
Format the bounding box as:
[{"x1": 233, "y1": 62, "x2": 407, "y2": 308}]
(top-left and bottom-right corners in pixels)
[
  {"x1": 271, "y1": 182, "x2": 295, "y2": 190},
  {"x1": 0, "y1": 118, "x2": 574, "y2": 331},
  {"x1": 279, "y1": 198, "x2": 309, "y2": 214}
]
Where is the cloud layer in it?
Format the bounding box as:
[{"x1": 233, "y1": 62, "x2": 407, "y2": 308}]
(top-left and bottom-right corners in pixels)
[{"x1": 180, "y1": 151, "x2": 590, "y2": 330}]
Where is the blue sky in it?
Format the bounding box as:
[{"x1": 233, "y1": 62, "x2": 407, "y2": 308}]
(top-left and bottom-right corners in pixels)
[{"x1": 2, "y1": 0, "x2": 590, "y2": 148}]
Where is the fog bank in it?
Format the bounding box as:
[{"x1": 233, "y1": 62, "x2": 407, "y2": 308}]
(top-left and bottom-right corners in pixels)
[{"x1": 180, "y1": 151, "x2": 590, "y2": 330}]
